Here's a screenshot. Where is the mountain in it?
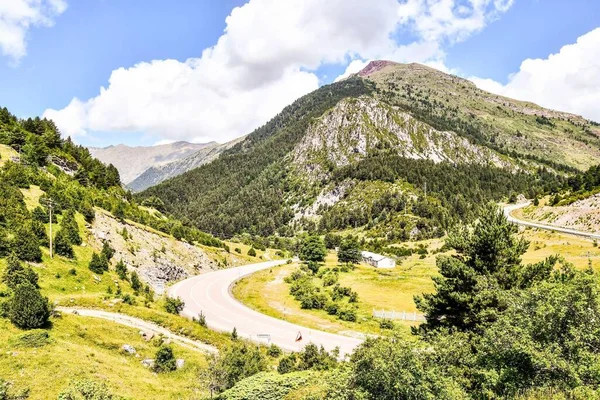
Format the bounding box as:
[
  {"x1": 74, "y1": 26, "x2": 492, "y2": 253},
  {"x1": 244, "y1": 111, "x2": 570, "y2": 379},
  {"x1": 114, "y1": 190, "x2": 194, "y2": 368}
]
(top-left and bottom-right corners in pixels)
[
  {"x1": 128, "y1": 136, "x2": 246, "y2": 192},
  {"x1": 138, "y1": 61, "x2": 600, "y2": 239},
  {"x1": 89, "y1": 141, "x2": 211, "y2": 184}
]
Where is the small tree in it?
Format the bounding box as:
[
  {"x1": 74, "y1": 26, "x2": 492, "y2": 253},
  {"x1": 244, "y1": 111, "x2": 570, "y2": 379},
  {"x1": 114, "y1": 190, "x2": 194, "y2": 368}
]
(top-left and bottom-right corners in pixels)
[
  {"x1": 13, "y1": 225, "x2": 42, "y2": 262},
  {"x1": 153, "y1": 346, "x2": 177, "y2": 373},
  {"x1": 101, "y1": 241, "x2": 115, "y2": 262},
  {"x1": 2, "y1": 253, "x2": 38, "y2": 290},
  {"x1": 54, "y1": 229, "x2": 74, "y2": 258},
  {"x1": 9, "y1": 282, "x2": 51, "y2": 329},
  {"x1": 60, "y1": 209, "x2": 82, "y2": 246},
  {"x1": 164, "y1": 297, "x2": 185, "y2": 315},
  {"x1": 130, "y1": 271, "x2": 142, "y2": 292},
  {"x1": 88, "y1": 253, "x2": 108, "y2": 274},
  {"x1": 115, "y1": 260, "x2": 128, "y2": 280},
  {"x1": 231, "y1": 327, "x2": 238, "y2": 340}
]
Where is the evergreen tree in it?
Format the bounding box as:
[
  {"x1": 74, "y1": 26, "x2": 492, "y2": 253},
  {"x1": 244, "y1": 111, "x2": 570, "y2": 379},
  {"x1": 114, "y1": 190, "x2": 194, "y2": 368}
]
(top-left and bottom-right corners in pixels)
[
  {"x1": 2, "y1": 253, "x2": 38, "y2": 289},
  {"x1": 130, "y1": 271, "x2": 142, "y2": 292},
  {"x1": 101, "y1": 241, "x2": 115, "y2": 262},
  {"x1": 153, "y1": 346, "x2": 177, "y2": 373},
  {"x1": 60, "y1": 209, "x2": 82, "y2": 246},
  {"x1": 8, "y1": 282, "x2": 51, "y2": 329},
  {"x1": 415, "y1": 204, "x2": 531, "y2": 333},
  {"x1": 88, "y1": 253, "x2": 108, "y2": 274},
  {"x1": 13, "y1": 225, "x2": 42, "y2": 262},
  {"x1": 54, "y1": 229, "x2": 74, "y2": 258},
  {"x1": 32, "y1": 206, "x2": 49, "y2": 223},
  {"x1": 115, "y1": 260, "x2": 128, "y2": 280}
]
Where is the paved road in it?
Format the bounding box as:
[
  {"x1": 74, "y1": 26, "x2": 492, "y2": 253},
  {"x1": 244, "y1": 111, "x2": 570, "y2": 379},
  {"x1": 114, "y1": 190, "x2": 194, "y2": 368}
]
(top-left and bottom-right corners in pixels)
[
  {"x1": 504, "y1": 202, "x2": 600, "y2": 240},
  {"x1": 168, "y1": 260, "x2": 363, "y2": 357},
  {"x1": 57, "y1": 307, "x2": 217, "y2": 354}
]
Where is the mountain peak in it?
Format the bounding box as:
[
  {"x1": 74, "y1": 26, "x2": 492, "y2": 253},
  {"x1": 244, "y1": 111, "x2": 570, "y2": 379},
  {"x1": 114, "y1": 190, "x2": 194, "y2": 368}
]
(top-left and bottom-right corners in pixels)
[{"x1": 358, "y1": 60, "x2": 398, "y2": 77}]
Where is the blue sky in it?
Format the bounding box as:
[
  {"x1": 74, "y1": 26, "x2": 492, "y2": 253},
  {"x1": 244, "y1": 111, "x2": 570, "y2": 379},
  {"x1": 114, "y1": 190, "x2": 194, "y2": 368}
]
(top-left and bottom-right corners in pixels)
[{"x1": 1, "y1": 0, "x2": 599, "y2": 147}]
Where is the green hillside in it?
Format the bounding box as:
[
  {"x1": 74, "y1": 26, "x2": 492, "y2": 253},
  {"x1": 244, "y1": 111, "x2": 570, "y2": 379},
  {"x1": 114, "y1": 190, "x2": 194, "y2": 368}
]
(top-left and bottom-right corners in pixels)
[{"x1": 137, "y1": 61, "x2": 595, "y2": 239}]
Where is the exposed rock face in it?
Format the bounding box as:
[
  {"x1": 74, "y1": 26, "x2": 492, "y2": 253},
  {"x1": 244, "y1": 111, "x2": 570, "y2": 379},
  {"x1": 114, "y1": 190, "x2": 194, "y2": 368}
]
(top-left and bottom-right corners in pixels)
[
  {"x1": 358, "y1": 60, "x2": 396, "y2": 77},
  {"x1": 90, "y1": 211, "x2": 218, "y2": 294},
  {"x1": 291, "y1": 96, "x2": 510, "y2": 181}
]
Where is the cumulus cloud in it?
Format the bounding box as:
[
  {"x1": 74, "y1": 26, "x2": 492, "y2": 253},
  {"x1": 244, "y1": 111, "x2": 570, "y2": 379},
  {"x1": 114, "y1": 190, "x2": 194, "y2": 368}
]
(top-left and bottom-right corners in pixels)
[
  {"x1": 44, "y1": 0, "x2": 515, "y2": 143},
  {"x1": 0, "y1": 0, "x2": 67, "y2": 62},
  {"x1": 471, "y1": 28, "x2": 600, "y2": 122}
]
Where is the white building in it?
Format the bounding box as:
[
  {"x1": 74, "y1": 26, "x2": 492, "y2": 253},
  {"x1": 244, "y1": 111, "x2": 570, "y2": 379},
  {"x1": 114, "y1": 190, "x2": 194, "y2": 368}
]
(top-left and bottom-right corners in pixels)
[{"x1": 361, "y1": 251, "x2": 396, "y2": 269}]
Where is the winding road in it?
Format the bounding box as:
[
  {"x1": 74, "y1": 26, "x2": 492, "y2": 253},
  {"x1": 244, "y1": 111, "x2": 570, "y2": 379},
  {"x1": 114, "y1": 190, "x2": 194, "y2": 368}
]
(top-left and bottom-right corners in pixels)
[
  {"x1": 168, "y1": 260, "x2": 363, "y2": 357},
  {"x1": 504, "y1": 202, "x2": 600, "y2": 240}
]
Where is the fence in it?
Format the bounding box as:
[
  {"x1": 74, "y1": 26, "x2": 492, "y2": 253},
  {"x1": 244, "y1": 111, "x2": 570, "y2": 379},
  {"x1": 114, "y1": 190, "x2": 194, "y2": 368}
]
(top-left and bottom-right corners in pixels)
[{"x1": 372, "y1": 309, "x2": 426, "y2": 322}]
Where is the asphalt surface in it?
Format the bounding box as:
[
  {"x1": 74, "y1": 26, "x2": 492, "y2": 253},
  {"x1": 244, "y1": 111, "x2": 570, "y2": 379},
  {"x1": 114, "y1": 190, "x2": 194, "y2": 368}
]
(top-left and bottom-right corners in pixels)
[
  {"x1": 504, "y1": 202, "x2": 600, "y2": 240},
  {"x1": 168, "y1": 260, "x2": 363, "y2": 356}
]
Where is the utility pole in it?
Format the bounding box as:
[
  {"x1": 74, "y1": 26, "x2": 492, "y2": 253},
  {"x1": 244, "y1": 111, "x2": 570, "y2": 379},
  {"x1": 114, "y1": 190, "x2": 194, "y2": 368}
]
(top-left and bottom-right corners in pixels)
[{"x1": 42, "y1": 198, "x2": 54, "y2": 258}]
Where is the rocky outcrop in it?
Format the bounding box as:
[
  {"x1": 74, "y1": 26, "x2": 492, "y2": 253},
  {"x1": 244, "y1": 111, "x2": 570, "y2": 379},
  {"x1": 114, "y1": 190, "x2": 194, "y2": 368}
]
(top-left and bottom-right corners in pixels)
[
  {"x1": 291, "y1": 96, "x2": 511, "y2": 181},
  {"x1": 90, "y1": 210, "x2": 218, "y2": 294}
]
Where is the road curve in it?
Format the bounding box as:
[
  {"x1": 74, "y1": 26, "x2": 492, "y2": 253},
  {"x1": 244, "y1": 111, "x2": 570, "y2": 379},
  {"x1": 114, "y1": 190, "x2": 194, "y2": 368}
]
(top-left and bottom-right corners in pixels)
[
  {"x1": 168, "y1": 260, "x2": 363, "y2": 357},
  {"x1": 56, "y1": 307, "x2": 217, "y2": 354},
  {"x1": 504, "y1": 202, "x2": 600, "y2": 240}
]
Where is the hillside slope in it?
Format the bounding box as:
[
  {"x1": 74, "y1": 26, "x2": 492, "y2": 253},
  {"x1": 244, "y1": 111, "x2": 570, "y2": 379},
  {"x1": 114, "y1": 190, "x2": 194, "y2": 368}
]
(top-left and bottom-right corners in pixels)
[
  {"x1": 89, "y1": 141, "x2": 210, "y2": 184},
  {"x1": 128, "y1": 136, "x2": 245, "y2": 192},
  {"x1": 139, "y1": 61, "x2": 599, "y2": 238}
]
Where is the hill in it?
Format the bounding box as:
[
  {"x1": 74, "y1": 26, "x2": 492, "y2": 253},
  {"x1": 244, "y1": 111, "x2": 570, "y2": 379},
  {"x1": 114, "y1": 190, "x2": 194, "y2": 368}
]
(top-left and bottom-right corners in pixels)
[
  {"x1": 128, "y1": 136, "x2": 245, "y2": 192},
  {"x1": 89, "y1": 141, "x2": 210, "y2": 184},
  {"x1": 138, "y1": 61, "x2": 600, "y2": 239}
]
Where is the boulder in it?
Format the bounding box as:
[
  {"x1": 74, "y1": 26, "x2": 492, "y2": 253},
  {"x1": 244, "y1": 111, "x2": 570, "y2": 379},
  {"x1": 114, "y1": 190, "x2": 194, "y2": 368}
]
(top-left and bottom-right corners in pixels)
[
  {"x1": 142, "y1": 359, "x2": 155, "y2": 368},
  {"x1": 176, "y1": 359, "x2": 185, "y2": 369},
  {"x1": 122, "y1": 344, "x2": 136, "y2": 355}
]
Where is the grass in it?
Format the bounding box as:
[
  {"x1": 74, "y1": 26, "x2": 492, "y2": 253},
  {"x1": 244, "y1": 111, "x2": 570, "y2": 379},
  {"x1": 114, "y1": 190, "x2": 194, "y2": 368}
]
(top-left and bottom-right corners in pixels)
[
  {"x1": 0, "y1": 315, "x2": 211, "y2": 399},
  {"x1": 232, "y1": 250, "x2": 438, "y2": 338},
  {"x1": 0, "y1": 144, "x2": 18, "y2": 166},
  {"x1": 233, "y1": 229, "x2": 600, "y2": 338}
]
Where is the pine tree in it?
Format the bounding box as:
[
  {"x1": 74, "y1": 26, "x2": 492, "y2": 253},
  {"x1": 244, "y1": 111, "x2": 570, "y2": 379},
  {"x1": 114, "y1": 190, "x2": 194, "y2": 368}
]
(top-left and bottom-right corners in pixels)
[
  {"x1": 8, "y1": 282, "x2": 50, "y2": 329},
  {"x1": 13, "y1": 225, "x2": 42, "y2": 262},
  {"x1": 54, "y1": 229, "x2": 74, "y2": 258},
  {"x1": 88, "y1": 253, "x2": 108, "y2": 274},
  {"x1": 130, "y1": 271, "x2": 142, "y2": 292},
  {"x1": 60, "y1": 209, "x2": 82, "y2": 245},
  {"x1": 2, "y1": 253, "x2": 39, "y2": 289},
  {"x1": 115, "y1": 260, "x2": 128, "y2": 280},
  {"x1": 415, "y1": 204, "x2": 530, "y2": 333}
]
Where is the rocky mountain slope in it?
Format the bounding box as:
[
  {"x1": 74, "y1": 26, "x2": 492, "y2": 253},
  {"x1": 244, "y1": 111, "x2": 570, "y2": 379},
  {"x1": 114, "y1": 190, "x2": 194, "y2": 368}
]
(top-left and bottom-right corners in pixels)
[
  {"x1": 128, "y1": 136, "x2": 245, "y2": 192},
  {"x1": 89, "y1": 141, "x2": 211, "y2": 184},
  {"x1": 139, "y1": 61, "x2": 599, "y2": 239}
]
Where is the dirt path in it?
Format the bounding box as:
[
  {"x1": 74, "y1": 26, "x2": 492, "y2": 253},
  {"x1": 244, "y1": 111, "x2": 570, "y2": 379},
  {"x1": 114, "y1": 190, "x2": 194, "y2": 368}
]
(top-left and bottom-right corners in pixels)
[{"x1": 57, "y1": 307, "x2": 217, "y2": 354}]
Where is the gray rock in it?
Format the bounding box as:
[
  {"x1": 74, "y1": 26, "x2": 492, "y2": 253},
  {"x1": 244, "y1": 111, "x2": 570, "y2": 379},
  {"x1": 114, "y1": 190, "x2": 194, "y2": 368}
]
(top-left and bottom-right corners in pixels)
[
  {"x1": 176, "y1": 359, "x2": 185, "y2": 369},
  {"x1": 142, "y1": 359, "x2": 155, "y2": 368},
  {"x1": 122, "y1": 344, "x2": 136, "y2": 355}
]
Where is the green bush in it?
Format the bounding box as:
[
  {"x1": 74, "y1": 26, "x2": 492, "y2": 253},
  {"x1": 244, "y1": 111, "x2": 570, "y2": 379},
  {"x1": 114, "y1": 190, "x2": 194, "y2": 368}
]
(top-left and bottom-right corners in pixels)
[
  {"x1": 337, "y1": 305, "x2": 357, "y2": 322},
  {"x1": 115, "y1": 260, "x2": 127, "y2": 280},
  {"x1": 2, "y1": 253, "x2": 38, "y2": 290},
  {"x1": 164, "y1": 297, "x2": 185, "y2": 315},
  {"x1": 267, "y1": 344, "x2": 282, "y2": 358},
  {"x1": 13, "y1": 225, "x2": 42, "y2": 262},
  {"x1": 379, "y1": 319, "x2": 395, "y2": 330},
  {"x1": 153, "y1": 345, "x2": 177, "y2": 373},
  {"x1": 57, "y1": 379, "x2": 118, "y2": 400},
  {"x1": 247, "y1": 248, "x2": 257, "y2": 257},
  {"x1": 8, "y1": 282, "x2": 51, "y2": 329}
]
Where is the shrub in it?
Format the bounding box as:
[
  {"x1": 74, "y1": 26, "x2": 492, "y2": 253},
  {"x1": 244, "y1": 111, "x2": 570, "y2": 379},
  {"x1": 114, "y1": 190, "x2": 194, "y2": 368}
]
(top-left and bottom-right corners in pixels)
[
  {"x1": 121, "y1": 294, "x2": 136, "y2": 305},
  {"x1": 231, "y1": 327, "x2": 238, "y2": 340},
  {"x1": 234, "y1": 247, "x2": 241, "y2": 254},
  {"x1": 277, "y1": 354, "x2": 297, "y2": 374},
  {"x1": 322, "y1": 272, "x2": 338, "y2": 287},
  {"x1": 88, "y1": 253, "x2": 108, "y2": 274},
  {"x1": 379, "y1": 319, "x2": 395, "y2": 330},
  {"x1": 68, "y1": 268, "x2": 77, "y2": 276},
  {"x1": 164, "y1": 297, "x2": 185, "y2": 315},
  {"x1": 153, "y1": 345, "x2": 177, "y2": 373},
  {"x1": 247, "y1": 248, "x2": 257, "y2": 257},
  {"x1": 8, "y1": 282, "x2": 51, "y2": 329},
  {"x1": 337, "y1": 305, "x2": 357, "y2": 322},
  {"x1": 325, "y1": 301, "x2": 339, "y2": 316},
  {"x1": 267, "y1": 344, "x2": 282, "y2": 358},
  {"x1": 58, "y1": 379, "x2": 118, "y2": 400}
]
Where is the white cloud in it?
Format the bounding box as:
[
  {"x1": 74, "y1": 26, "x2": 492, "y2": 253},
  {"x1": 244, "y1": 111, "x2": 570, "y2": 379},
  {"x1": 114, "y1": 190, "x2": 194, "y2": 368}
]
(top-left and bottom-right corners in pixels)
[
  {"x1": 0, "y1": 0, "x2": 67, "y2": 62},
  {"x1": 45, "y1": 0, "x2": 515, "y2": 143},
  {"x1": 470, "y1": 28, "x2": 600, "y2": 122}
]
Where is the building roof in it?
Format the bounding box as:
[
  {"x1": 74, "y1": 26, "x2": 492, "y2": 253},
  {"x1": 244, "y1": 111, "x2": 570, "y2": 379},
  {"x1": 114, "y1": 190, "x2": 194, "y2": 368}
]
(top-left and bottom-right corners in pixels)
[{"x1": 361, "y1": 251, "x2": 391, "y2": 262}]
